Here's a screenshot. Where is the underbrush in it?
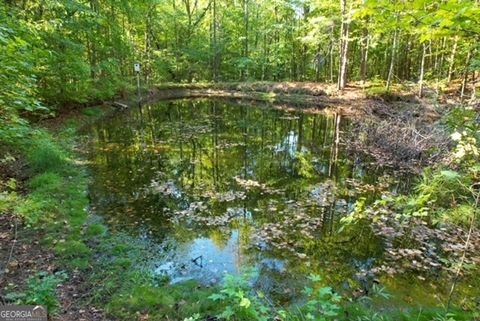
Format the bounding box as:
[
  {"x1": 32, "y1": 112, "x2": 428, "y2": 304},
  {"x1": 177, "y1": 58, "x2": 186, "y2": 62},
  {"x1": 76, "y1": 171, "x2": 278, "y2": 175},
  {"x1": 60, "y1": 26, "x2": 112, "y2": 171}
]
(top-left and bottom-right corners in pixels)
[
  {"x1": 341, "y1": 106, "x2": 480, "y2": 316},
  {"x1": 350, "y1": 119, "x2": 450, "y2": 168}
]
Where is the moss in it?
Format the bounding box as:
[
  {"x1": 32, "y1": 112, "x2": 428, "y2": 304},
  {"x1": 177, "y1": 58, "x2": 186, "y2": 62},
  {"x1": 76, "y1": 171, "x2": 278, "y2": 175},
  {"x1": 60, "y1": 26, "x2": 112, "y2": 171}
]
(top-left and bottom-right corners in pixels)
[{"x1": 15, "y1": 194, "x2": 58, "y2": 225}]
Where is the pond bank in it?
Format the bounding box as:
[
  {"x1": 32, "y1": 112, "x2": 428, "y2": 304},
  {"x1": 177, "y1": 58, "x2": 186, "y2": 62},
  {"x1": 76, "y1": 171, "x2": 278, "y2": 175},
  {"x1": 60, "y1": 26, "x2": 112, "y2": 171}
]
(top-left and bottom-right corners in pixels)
[{"x1": 147, "y1": 82, "x2": 441, "y2": 120}]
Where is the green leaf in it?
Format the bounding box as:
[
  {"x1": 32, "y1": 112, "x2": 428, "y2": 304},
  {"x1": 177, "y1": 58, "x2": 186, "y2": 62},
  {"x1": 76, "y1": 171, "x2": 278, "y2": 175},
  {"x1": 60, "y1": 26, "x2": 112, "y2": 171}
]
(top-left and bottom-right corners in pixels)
[
  {"x1": 239, "y1": 297, "x2": 251, "y2": 308},
  {"x1": 208, "y1": 293, "x2": 224, "y2": 301},
  {"x1": 440, "y1": 170, "x2": 460, "y2": 180},
  {"x1": 318, "y1": 286, "x2": 333, "y2": 297},
  {"x1": 308, "y1": 274, "x2": 322, "y2": 282}
]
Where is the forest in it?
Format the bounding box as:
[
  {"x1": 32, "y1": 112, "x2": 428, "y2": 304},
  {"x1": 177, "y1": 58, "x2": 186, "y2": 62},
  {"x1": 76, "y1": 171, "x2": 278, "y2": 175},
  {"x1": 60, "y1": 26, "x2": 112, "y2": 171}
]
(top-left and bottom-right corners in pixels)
[{"x1": 0, "y1": 0, "x2": 479, "y2": 320}]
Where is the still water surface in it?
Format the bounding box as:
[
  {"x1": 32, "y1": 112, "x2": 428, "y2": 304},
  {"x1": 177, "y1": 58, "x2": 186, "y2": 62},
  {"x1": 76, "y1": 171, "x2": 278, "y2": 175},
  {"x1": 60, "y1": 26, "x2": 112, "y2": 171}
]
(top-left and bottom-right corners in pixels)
[{"x1": 86, "y1": 99, "x2": 475, "y2": 305}]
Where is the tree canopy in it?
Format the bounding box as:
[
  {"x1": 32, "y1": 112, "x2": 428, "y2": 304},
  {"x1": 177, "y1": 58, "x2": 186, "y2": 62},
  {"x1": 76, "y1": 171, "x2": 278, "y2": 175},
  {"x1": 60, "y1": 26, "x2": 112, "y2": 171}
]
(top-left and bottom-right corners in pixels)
[{"x1": 1, "y1": 0, "x2": 479, "y2": 114}]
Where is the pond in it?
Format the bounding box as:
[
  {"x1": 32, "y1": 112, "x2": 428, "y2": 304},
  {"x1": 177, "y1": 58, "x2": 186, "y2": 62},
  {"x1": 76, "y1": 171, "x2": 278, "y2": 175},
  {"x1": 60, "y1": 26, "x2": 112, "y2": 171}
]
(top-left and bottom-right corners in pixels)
[{"x1": 85, "y1": 99, "x2": 476, "y2": 307}]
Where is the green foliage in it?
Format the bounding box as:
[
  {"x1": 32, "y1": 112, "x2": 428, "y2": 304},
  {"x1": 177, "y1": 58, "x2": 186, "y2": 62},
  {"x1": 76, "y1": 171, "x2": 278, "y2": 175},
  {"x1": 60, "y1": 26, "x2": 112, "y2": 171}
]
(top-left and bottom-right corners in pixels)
[
  {"x1": 343, "y1": 106, "x2": 480, "y2": 227},
  {"x1": 81, "y1": 107, "x2": 103, "y2": 117},
  {"x1": 209, "y1": 268, "x2": 270, "y2": 321},
  {"x1": 2, "y1": 0, "x2": 478, "y2": 104},
  {"x1": 0, "y1": 4, "x2": 45, "y2": 140},
  {"x1": 440, "y1": 204, "x2": 478, "y2": 226},
  {"x1": 55, "y1": 240, "x2": 91, "y2": 258},
  {"x1": 294, "y1": 151, "x2": 315, "y2": 179},
  {"x1": 443, "y1": 108, "x2": 478, "y2": 132},
  {"x1": 407, "y1": 169, "x2": 471, "y2": 218},
  {"x1": 281, "y1": 274, "x2": 341, "y2": 321},
  {"x1": 28, "y1": 172, "x2": 63, "y2": 193},
  {"x1": 86, "y1": 223, "x2": 108, "y2": 237},
  {"x1": 14, "y1": 193, "x2": 58, "y2": 225},
  {"x1": 365, "y1": 86, "x2": 397, "y2": 100},
  {"x1": 6, "y1": 271, "x2": 67, "y2": 314},
  {"x1": 106, "y1": 277, "x2": 218, "y2": 320},
  {"x1": 25, "y1": 132, "x2": 67, "y2": 174}
]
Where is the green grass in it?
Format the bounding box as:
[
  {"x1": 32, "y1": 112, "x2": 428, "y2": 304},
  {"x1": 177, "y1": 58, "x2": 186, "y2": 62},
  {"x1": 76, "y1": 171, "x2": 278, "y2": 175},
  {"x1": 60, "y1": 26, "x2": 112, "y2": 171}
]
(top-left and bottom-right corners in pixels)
[
  {"x1": 24, "y1": 131, "x2": 68, "y2": 174},
  {"x1": 106, "y1": 280, "x2": 218, "y2": 320},
  {"x1": 86, "y1": 223, "x2": 108, "y2": 237}
]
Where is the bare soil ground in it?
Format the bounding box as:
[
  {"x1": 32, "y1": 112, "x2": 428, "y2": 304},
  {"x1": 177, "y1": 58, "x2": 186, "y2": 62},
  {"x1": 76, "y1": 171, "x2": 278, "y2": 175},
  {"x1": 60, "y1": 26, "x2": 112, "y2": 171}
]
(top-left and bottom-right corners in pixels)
[{"x1": 0, "y1": 213, "x2": 109, "y2": 320}]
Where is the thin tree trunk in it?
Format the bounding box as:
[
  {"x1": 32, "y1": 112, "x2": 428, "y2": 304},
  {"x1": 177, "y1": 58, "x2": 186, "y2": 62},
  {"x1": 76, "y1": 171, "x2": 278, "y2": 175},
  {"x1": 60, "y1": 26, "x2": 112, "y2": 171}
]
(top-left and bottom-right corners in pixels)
[
  {"x1": 330, "y1": 25, "x2": 335, "y2": 83},
  {"x1": 301, "y1": 4, "x2": 309, "y2": 80},
  {"x1": 172, "y1": 0, "x2": 180, "y2": 80},
  {"x1": 386, "y1": 19, "x2": 399, "y2": 91},
  {"x1": 359, "y1": 0, "x2": 368, "y2": 84},
  {"x1": 460, "y1": 48, "x2": 472, "y2": 101},
  {"x1": 360, "y1": 28, "x2": 368, "y2": 85},
  {"x1": 212, "y1": 0, "x2": 219, "y2": 81},
  {"x1": 241, "y1": 0, "x2": 249, "y2": 80},
  {"x1": 337, "y1": 0, "x2": 349, "y2": 90},
  {"x1": 418, "y1": 42, "x2": 426, "y2": 98},
  {"x1": 447, "y1": 35, "x2": 458, "y2": 83},
  {"x1": 470, "y1": 71, "x2": 477, "y2": 103},
  {"x1": 89, "y1": 0, "x2": 98, "y2": 80}
]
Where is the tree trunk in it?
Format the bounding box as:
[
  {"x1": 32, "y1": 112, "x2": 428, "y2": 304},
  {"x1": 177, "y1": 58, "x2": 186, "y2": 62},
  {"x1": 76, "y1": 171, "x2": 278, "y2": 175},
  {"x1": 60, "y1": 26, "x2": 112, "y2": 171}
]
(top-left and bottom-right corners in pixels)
[
  {"x1": 470, "y1": 71, "x2": 477, "y2": 103},
  {"x1": 447, "y1": 35, "x2": 458, "y2": 83},
  {"x1": 386, "y1": 19, "x2": 399, "y2": 91},
  {"x1": 330, "y1": 26, "x2": 335, "y2": 83},
  {"x1": 359, "y1": 0, "x2": 368, "y2": 84},
  {"x1": 337, "y1": 0, "x2": 349, "y2": 90},
  {"x1": 360, "y1": 27, "x2": 368, "y2": 85},
  {"x1": 301, "y1": 4, "x2": 310, "y2": 80},
  {"x1": 211, "y1": 0, "x2": 219, "y2": 81},
  {"x1": 241, "y1": 0, "x2": 249, "y2": 80},
  {"x1": 418, "y1": 42, "x2": 426, "y2": 98},
  {"x1": 461, "y1": 48, "x2": 472, "y2": 101},
  {"x1": 172, "y1": 0, "x2": 180, "y2": 81}
]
